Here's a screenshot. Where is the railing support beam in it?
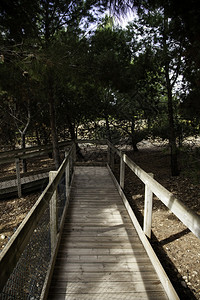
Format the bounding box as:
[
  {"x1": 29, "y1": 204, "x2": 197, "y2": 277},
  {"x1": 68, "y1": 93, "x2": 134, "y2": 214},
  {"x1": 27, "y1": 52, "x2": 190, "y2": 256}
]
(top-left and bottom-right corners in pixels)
[
  {"x1": 120, "y1": 152, "x2": 125, "y2": 189},
  {"x1": 49, "y1": 171, "x2": 58, "y2": 254},
  {"x1": 65, "y1": 151, "x2": 70, "y2": 199},
  {"x1": 111, "y1": 149, "x2": 114, "y2": 170},
  {"x1": 107, "y1": 144, "x2": 111, "y2": 165},
  {"x1": 143, "y1": 173, "x2": 154, "y2": 239}
]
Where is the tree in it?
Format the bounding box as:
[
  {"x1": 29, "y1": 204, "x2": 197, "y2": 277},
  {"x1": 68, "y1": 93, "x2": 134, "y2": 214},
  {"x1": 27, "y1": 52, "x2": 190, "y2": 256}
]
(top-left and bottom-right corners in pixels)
[
  {"x1": 125, "y1": 8, "x2": 184, "y2": 175},
  {"x1": 87, "y1": 21, "x2": 132, "y2": 141},
  {"x1": 111, "y1": 46, "x2": 162, "y2": 150},
  {"x1": 0, "y1": 0, "x2": 106, "y2": 168}
]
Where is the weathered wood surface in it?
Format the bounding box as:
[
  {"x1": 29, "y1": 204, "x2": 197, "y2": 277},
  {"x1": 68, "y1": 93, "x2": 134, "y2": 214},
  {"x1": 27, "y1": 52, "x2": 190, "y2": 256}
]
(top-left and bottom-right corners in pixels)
[{"x1": 47, "y1": 166, "x2": 168, "y2": 300}]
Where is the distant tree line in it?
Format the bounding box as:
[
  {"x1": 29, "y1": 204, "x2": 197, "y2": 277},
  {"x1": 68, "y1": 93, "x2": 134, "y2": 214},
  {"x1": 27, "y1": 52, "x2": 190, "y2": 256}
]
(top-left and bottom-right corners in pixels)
[{"x1": 0, "y1": 0, "x2": 200, "y2": 175}]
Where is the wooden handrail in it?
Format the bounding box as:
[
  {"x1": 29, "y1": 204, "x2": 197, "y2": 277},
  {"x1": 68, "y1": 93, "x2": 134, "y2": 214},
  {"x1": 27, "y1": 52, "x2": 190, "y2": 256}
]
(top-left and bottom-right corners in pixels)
[
  {"x1": 0, "y1": 143, "x2": 75, "y2": 292},
  {"x1": 0, "y1": 141, "x2": 72, "y2": 164}
]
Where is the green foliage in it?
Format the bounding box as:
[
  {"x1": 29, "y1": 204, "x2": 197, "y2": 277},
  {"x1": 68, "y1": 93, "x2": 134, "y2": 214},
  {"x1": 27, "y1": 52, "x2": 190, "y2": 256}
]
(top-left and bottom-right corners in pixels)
[
  {"x1": 89, "y1": 25, "x2": 131, "y2": 91},
  {"x1": 150, "y1": 118, "x2": 170, "y2": 141},
  {"x1": 0, "y1": 0, "x2": 199, "y2": 161}
]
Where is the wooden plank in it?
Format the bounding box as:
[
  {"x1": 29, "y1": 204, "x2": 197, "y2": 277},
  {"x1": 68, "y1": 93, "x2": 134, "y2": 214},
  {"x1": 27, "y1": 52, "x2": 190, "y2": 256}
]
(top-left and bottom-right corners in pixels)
[
  {"x1": 55, "y1": 255, "x2": 150, "y2": 263},
  {"x1": 49, "y1": 293, "x2": 168, "y2": 300},
  {"x1": 65, "y1": 215, "x2": 130, "y2": 221},
  {"x1": 66, "y1": 209, "x2": 128, "y2": 216},
  {"x1": 64, "y1": 217, "x2": 132, "y2": 223},
  {"x1": 48, "y1": 292, "x2": 168, "y2": 300},
  {"x1": 57, "y1": 248, "x2": 145, "y2": 255},
  {"x1": 70, "y1": 193, "x2": 120, "y2": 198},
  {"x1": 50, "y1": 271, "x2": 159, "y2": 282},
  {"x1": 59, "y1": 235, "x2": 144, "y2": 243},
  {"x1": 63, "y1": 223, "x2": 135, "y2": 229},
  {"x1": 68, "y1": 201, "x2": 122, "y2": 205},
  {"x1": 49, "y1": 281, "x2": 165, "y2": 293},
  {"x1": 58, "y1": 241, "x2": 143, "y2": 249},
  {"x1": 61, "y1": 229, "x2": 138, "y2": 237},
  {"x1": 68, "y1": 202, "x2": 125, "y2": 207},
  {"x1": 53, "y1": 262, "x2": 155, "y2": 272},
  {"x1": 67, "y1": 206, "x2": 127, "y2": 212}
]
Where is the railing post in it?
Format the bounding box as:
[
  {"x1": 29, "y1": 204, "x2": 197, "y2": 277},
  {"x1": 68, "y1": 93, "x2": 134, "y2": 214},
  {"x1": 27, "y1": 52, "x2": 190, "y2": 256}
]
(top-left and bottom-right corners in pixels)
[
  {"x1": 15, "y1": 158, "x2": 22, "y2": 198},
  {"x1": 111, "y1": 148, "x2": 114, "y2": 170},
  {"x1": 72, "y1": 142, "x2": 76, "y2": 171},
  {"x1": 143, "y1": 173, "x2": 154, "y2": 239},
  {"x1": 49, "y1": 171, "x2": 58, "y2": 254},
  {"x1": 107, "y1": 143, "x2": 111, "y2": 165},
  {"x1": 120, "y1": 152, "x2": 125, "y2": 189},
  {"x1": 65, "y1": 151, "x2": 70, "y2": 199},
  {"x1": 73, "y1": 142, "x2": 76, "y2": 163}
]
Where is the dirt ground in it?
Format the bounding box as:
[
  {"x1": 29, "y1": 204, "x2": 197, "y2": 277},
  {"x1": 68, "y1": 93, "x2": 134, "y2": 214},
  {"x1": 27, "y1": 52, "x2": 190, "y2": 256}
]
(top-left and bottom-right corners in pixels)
[{"x1": 0, "y1": 144, "x2": 200, "y2": 299}]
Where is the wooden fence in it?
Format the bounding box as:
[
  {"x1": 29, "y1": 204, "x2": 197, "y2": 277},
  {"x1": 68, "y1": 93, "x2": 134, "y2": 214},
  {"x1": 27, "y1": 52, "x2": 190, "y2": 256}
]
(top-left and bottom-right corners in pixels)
[
  {"x1": 0, "y1": 141, "x2": 71, "y2": 162},
  {"x1": 0, "y1": 141, "x2": 72, "y2": 198}
]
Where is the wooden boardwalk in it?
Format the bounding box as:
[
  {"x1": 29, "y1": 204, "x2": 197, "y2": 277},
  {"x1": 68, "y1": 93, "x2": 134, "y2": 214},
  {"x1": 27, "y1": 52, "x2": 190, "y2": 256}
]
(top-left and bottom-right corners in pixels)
[
  {"x1": 47, "y1": 166, "x2": 169, "y2": 300},
  {"x1": 0, "y1": 172, "x2": 49, "y2": 198}
]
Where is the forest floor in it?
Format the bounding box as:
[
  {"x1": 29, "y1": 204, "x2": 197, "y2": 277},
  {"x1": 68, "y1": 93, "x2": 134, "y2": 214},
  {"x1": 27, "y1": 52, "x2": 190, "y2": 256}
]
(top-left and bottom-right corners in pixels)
[{"x1": 0, "y1": 142, "x2": 200, "y2": 299}]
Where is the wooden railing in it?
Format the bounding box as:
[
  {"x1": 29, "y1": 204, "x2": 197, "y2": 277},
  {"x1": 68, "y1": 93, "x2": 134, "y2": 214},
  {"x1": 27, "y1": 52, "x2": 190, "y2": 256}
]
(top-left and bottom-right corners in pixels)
[
  {"x1": 107, "y1": 141, "x2": 200, "y2": 240},
  {"x1": 0, "y1": 141, "x2": 72, "y2": 198},
  {"x1": 0, "y1": 143, "x2": 76, "y2": 296},
  {"x1": 0, "y1": 140, "x2": 71, "y2": 162}
]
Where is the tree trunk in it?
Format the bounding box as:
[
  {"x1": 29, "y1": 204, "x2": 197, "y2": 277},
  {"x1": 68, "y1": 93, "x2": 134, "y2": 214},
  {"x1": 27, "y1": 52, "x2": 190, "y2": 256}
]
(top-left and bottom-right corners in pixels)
[
  {"x1": 48, "y1": 81, "x2": 60, "y2": 170},
  {"x1": 20, "y1": 100, "x2": 31, "y2": 173},
  {"x1": 35, "y1": 128, "x2": 41, "y2": 146},
  {"x1": 164, "y1": 62, "x2": 179, "y2": 176},
  {"x1": 68, "y1": 120, "x2": 76, "y2": 141},
  {"x1": 21, "y1": 132, "x2": 27, "y2": 173},
  {"x1": 166, "y1": 83, "x2": 179, "y2": 176},
  {"x1": 131, "y1": 117, "x2": 139, "y2": 152},
  {"x1": 163, "y1": 13, "x2": 179, "y2": 176},
  {"x1": 105, "y1": 115, "x2": 111, "y2": 142},
  {"x1": 67, "y1": 116, "x2": 84, "y2": 160}
]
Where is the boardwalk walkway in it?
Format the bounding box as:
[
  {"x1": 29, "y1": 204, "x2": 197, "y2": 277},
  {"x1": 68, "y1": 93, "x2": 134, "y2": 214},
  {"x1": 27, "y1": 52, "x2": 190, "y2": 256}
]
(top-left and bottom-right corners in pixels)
[
  {"x1": 0, "y1": 171, "x2": 49, "y2": 198},
  {"x1": 47, "y1": 166, "x2": 168, "y2": 300}
]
